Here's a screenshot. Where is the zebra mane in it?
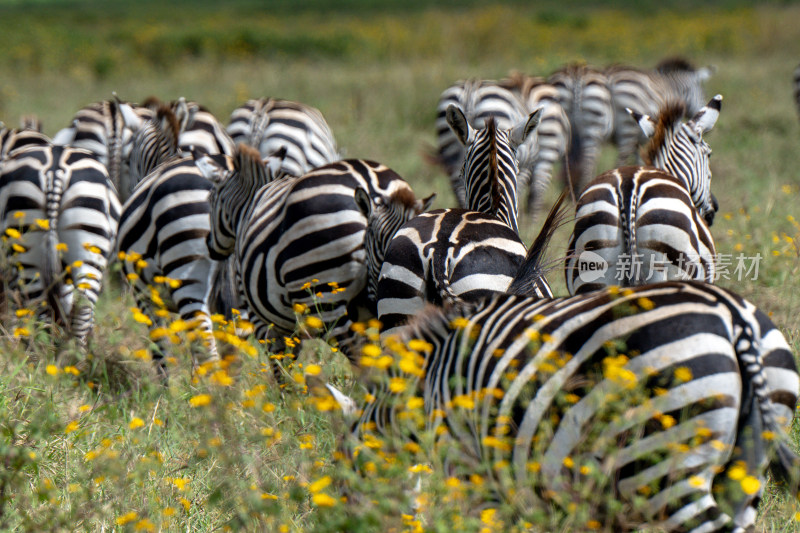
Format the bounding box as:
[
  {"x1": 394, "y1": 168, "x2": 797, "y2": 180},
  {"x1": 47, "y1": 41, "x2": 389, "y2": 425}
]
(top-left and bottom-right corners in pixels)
[
  {"x1": 642, "y1": 101, "x2": 688, "y2": 166},
  {"x1": 389, "y1": 185, "x2": 419, "y2": 209},
  {"x1": 154, "y1": 104, "x2": 182, "y2": 151},
  {"x1": 484, "y1": 117, "x2": 504, "y2": 214},
  {"x1": 234, "y1": 143, "x2": 267, "y2": 187},
  {"x1": 655, "y1": 56, "x2": 697, "y2": 74}
]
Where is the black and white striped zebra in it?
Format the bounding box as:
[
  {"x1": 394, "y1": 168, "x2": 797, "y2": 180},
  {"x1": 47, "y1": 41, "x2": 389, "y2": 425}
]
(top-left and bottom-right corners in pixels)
[
  {"x1": 498, "y1": 72, "x2": 571, "y2": 216},
  {"x1": 1, "y1": 123, "x2": 51, "y2": 162},
  {"x1": 207, "y1": 153, "x2": 434, "y2": 358},
  {"x1": 0, "y1": 144, "x2": 120, "y2": 346},
  {"x1": 115, "y1": 103, "x2": 242, "y2": 369},
  {"x1": 52, "y1": 99, "x2": 155, "y2": 203},
  {"x1": 377, "y1": 106, "x2": 552, "y2": 336},
  {"x1": 338, "y1": 280, "x2": 800, "y2": 532},
  {"x1": 547, "y1": 63, "x2": 615, "y2": 196},
  {"x1": 227, "y1": 97, "x2": 340, "y2": 177},
  {"x1": 143, "y1": 96, "x2": 236, "y2": 158},
  {"x1": 606, "y1": 57, "x2": 713, "y2": 167},
  {"x1": 433, "y1": 79, "x2": 539, "y2": 208},
  {"x1": 565, "y1": 95, "x2": 721, "y2": 295}
]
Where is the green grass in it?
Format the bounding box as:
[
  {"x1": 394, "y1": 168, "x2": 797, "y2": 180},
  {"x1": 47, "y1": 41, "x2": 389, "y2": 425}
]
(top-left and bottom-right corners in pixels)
[{"x1": 1, "y1": 1, "x2": 800, "y2": 531}]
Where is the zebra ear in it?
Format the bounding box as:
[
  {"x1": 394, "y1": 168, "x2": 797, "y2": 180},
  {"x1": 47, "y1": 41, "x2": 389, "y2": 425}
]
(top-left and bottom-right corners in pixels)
[
  {"x1": 627, "y1": 107, "x2": 656, "y2": 138},
  {"x1": 418, "y1": 193, "x2": 436, "y2": 213},
  {"x1": 509, "y1": 107, "x2": 543, "y2": 148},
  {"x1": 119, "y1": 101, "x2": 145, "y2": 132},
  {"x1": 173, "y1": 97, "x2": 198, "y2": 132},
  {"x1": 264, "y1": 146, "x2": 288, "y2": 177},
  {"x1": 689, "y1": 94, "x2": 722, "y2": 137},
  {"x1": 446, "y1": 105, "x2": 472, "y2": 146},
  {"x1": 354, "y1": 187, "x2": 372, "y2": 218},
  {"x1": 195, "y1": 153, "x2": 230, "y2": 184}
]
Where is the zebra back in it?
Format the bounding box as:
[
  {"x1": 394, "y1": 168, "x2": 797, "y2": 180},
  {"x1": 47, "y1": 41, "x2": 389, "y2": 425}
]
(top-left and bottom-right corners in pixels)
[
  {"x1": 0, "y1": 125, "x2": 51, "y2": 161},
  {"x1": 355, "y1": 282, "x2": 800, "y2": 531},
  {"x1": 210, "y1": 158, "x2": 432, "y2": 358},
  {"x1": 227, "y1": 97, "x2": 340, "y2": 177},
  {"x1": 547, "y1": 63, "x2": 614, "y2": 195},
  {"x1": 52, "y1": 99, "x2": 156, "y2": 203}
]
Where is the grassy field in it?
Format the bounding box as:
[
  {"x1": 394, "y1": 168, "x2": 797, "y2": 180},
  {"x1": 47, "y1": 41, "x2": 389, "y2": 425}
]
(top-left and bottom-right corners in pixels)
[{"x1": 1, "y1": 1, "x2": 800, "y2": 531}]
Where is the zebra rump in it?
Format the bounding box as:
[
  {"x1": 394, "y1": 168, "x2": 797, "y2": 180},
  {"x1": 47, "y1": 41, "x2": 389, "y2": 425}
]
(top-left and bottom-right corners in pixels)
[
  {"x1": 0, "y1": 145, "x2": 120, "y2": 346},
  {"x1": 227, "y1": 97, "x2": 340, "y2": 177}
]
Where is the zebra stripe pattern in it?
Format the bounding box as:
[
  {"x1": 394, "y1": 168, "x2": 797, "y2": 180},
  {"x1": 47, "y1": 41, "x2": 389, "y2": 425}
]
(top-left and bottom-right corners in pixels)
[
  {"x1": 606, "y1": 57, "x2": 713, "y2": 167},
  {"x1": 52, "y1": 99, "x2": 155, "y2": 202},
  {"x1": 433, "y1": 79, "x2": 537, "y2": 208},
  {"x1": 1, "y1": 124, "x2": 51, "y2": 161},
  {"x1": 227, "y1": 97, "x2": 340, "y2": 177},
  {"x1": 498, "y1": 72, "x2": 571, "y2": 216},
  {"x1": 565, "y1": 95, "x2": 721, "y2": 295},
  {"x1": 117, "y1": 151, "x2": 237, "y2": 368},
  {"x1": 346, "y1": 281, "x2": 800, "y2": 532},
  {"x1": 377, "y1": 108, "x2": 549, "y2": 336},
  {"x1": 0, "y1": 145, "x2": 120, "y2": 346},
  {"x1": 208, "y1": 153, "x2": 433, "y2": 358},
  {"x1": 547, "y1": 63, "x2": 615, "y2": 195},
  {"x1": 144, "y1": 97, "x2": 236, "y2": 158}
]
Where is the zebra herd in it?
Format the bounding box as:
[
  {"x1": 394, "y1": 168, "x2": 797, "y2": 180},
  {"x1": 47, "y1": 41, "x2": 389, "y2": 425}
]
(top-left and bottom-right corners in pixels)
[{"x1": 0, "y1": 57, "x2": 799, "y2": 531}]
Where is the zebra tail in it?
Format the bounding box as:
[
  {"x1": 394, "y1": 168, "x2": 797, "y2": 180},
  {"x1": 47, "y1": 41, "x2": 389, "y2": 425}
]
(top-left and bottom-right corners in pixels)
[
  {"x1": 42, "y1": 226, "x2": 64, "y2": 325},
  {"x1": 507, "y1": 188, "x2": 570, "y2": 296}
]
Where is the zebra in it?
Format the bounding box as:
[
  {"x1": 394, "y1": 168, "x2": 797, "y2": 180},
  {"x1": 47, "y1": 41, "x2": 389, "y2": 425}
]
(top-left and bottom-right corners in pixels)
[
  {"x1": 335, "y1": 281, "x2": 800, "y2": 532},
  {"x1": 227, "y1": 97, "x2": 340, "y2": 177},
  {"x1": 565, "y1": 95, "x2": 722, "y2": 295},
  {"x1": 143, "y1": 96, "x2": 236, "y2": 158},
  {"x1": 606, "y1": 57, "x2": 713, "y2": 167},
  {"x1": 52, "y1": 98, "x2": 155, "y2": 203},
  {"x1": 0, "y1": 144, "x2": 120, "y2": 347},
  {"x1": 207, "y1": 152, "x2": 434, "y2": 359},
  {"x1": 498, "y1": 72, "x2": 572, "y2": 216},
  {"x1": 377, "y1": 106, "x2": 554, "y2": 337},
  {"x1": 115, "y1": 104, "x2": 243, "y2": 370},
  {"x1": 1, "y1": 123, "x2": 51, "y2": 162},
  {"x1": 547, "y1": 62, "x2": 615, "y2": 196},
  {"x1": 432, "y1": 79, "x2": 539, "y2": 209}
]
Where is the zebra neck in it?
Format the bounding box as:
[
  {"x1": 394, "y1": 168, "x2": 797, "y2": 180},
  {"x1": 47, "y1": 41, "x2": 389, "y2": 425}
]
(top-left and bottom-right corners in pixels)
[{"x1": 465, "y1": 173, "x2": 519, "y2": 234}]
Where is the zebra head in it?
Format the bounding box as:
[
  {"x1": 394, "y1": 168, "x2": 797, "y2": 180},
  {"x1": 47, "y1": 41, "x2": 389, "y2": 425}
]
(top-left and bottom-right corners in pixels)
[
  {"x1": 355, "y1": 186, "x2": 435, "y2": 307},
  {"x1": 446, "y1": 104, "x2": 541, "y2": 234},
  {"x1": 630, "y1": 94, "x2": 722, "y2": 226},
  {"x1": 119, "y1": 101, "x2": 183, "y2": 193},
  {"x1": 207, "y1": 144, "x2": 288, "y2": 260}
]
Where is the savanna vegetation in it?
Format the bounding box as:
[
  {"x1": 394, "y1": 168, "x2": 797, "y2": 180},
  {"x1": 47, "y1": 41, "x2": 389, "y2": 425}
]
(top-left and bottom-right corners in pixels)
[{"x1": 1, "y1": 1, "x2": 800, "y2": 531}]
